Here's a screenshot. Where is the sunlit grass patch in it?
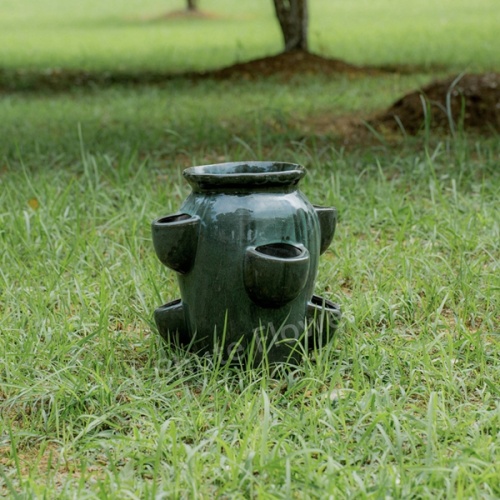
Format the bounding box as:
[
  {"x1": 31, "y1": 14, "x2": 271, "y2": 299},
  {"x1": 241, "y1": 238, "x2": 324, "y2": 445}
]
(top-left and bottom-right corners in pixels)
[{"x1": 1, "y1": 0, "x2": 499, "y2": 73}]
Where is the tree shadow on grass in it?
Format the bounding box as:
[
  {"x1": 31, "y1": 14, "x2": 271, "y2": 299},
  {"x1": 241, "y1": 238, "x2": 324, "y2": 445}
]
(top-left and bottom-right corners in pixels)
[
  {"x1": 2, "y1": 50, "x2": 498, "y2": 144},
  {"x1": 0, "y1": 49, "x2": 447, "y2": 93}
]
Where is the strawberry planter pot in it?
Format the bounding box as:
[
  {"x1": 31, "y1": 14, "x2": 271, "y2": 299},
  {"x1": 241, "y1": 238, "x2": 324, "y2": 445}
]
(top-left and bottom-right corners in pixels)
[{"x1": 152, "y1": 162, "x2": 340, "y2": 364}]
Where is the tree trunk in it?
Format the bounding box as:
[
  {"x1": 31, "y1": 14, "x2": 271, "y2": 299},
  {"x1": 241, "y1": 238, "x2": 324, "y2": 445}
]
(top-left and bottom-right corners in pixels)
[
  {"x1": 272, "y1": 0, "x2": 308, "y2": 52},
  {"x1": 186, "y1": 0, "x2": 197, "y2": 11}
]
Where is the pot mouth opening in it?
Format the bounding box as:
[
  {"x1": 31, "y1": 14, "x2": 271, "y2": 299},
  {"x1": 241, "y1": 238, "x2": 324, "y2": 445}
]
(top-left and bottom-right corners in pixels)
[
  {"x1": 309, "y1": 294, "x2": 338, "y2": 312},
  {"x1": 154, "y1": 213, "x2": 196, "y2": 225},
  {"x1": 156, "y1": 298, "x2": 182, "y2": 310},
  {"x1": 255, "y1": 242, "x2": 305, "y2": 259},
  {"x1": 183, "y1": 161, "x2": 305, "y2": 190}
]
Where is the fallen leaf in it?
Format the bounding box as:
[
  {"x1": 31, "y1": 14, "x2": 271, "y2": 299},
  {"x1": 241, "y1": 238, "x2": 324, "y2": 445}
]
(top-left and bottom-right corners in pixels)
[{"x1": 28, "y1": 198, "x2": 40, "y2": 210}]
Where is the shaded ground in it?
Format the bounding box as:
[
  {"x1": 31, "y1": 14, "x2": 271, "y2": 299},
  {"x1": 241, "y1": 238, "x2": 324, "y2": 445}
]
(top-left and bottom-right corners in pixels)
[
  {"x1": 1, "y1": 49, "x2": 498, "y2": 139},
  {"x1": 0, "y1": 50, "x2": 385, "y2": 93}
]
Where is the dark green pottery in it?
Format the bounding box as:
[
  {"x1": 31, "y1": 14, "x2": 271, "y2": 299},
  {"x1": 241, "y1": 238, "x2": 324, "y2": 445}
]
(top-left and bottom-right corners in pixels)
[{"x1": 152, "y1": 161, "x2": 340, "y2": 364}]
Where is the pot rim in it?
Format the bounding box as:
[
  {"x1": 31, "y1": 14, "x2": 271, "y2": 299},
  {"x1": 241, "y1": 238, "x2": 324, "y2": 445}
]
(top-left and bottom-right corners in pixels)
[{"x1": 183, "y1": 161, "x2": 305, "y2": 190}]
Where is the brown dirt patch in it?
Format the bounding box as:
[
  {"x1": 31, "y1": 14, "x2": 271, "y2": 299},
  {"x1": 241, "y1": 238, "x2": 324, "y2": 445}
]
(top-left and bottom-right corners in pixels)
[
  {"x1": 143, "y1": 9, "x2": 224, "y2": 21},
  {"x1": 0, "y1": 442, "x2": 105, "y2": 494},
  {"x1": 204, "y1": 50, "x2": 384, "y2": 80},
  {"x1": 302, "y1": 72, "x2": 500, "y2": 144},
  {"x1": 371, "y1": 72, "x2": 500, "y2": 135}
]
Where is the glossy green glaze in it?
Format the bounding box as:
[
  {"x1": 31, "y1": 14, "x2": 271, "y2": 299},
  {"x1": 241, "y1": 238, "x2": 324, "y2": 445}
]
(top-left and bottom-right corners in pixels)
[{"x1": 152, "y1": 161, "x2": 340, "y2": 364}]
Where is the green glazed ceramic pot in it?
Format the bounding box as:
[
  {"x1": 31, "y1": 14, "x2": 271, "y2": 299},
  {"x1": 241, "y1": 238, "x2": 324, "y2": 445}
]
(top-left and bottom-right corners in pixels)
[{"x1": 152, "y1": 161, "x2": 340, "y2": 364}]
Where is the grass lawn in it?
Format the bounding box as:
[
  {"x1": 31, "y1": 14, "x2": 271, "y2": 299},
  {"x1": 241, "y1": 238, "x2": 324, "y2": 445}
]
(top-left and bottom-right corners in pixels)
[
  {"x1": 1, "y1": 0, "x2": 499, "y2": 72},
  {"x1": 1, "y1": 0, "x2": 499, "y2": 497}
]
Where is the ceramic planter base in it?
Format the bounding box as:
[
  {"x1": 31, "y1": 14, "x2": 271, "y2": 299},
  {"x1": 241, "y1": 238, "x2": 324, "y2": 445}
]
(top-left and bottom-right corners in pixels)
[
  {"x1": 154, "y1": 294, "x2": 340, "y2": 362},
  {"x1": 151, "y1": 162, "x2": 341, "y2": 364}
]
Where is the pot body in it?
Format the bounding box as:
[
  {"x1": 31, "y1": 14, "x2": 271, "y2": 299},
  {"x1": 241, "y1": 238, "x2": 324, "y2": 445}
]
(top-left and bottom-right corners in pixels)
[{"x1": 152, "y1": 162, "x2": 339, "y2": 363}]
